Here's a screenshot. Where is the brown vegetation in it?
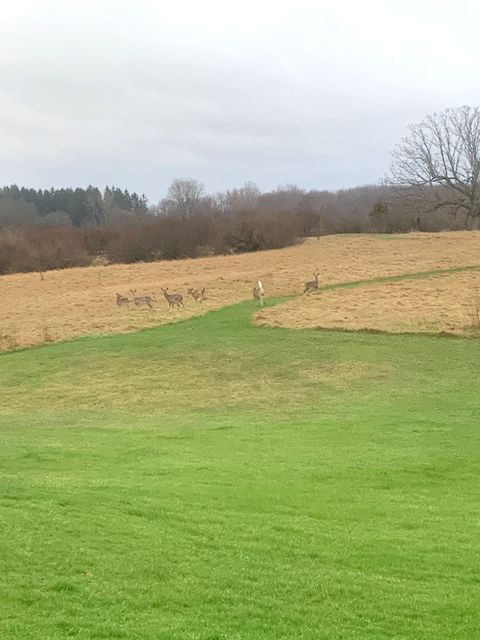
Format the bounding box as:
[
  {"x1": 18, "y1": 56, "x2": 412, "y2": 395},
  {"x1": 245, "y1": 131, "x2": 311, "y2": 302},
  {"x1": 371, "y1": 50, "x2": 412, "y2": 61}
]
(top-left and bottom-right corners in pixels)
[
  {"x1": 257, "y1": 268, "x2": 480, "y2": 336},
  {"x1": 0, "y1": 211, "x2": 300, "y2": 276}
]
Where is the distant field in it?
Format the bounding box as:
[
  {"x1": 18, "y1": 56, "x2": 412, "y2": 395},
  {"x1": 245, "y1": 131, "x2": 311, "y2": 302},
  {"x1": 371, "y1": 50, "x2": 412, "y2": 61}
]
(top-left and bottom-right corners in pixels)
[
  {"x1": 2, "y1": 231, "x2": 480, "y2": 350},
  {"x1": 1, "y1": 300, "x2": 480, "y2": 639},
  {"x1": 257, "y1": 267, "x2": 480, "y2": 335}
]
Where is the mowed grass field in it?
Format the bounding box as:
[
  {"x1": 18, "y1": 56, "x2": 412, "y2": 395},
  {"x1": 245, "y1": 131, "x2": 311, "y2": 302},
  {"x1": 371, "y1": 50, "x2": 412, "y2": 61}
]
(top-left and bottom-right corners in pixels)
[
  {"x1": 3, "y1": 230, "x2": 480, "y2": 350},
  {"x1": 1, "y1": 292, "x2": 480, "y2": 638}
]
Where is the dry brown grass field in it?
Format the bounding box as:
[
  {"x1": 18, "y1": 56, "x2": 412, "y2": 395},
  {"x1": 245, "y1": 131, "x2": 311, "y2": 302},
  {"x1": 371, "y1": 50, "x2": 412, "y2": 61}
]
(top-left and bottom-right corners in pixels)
[
  {"x1": 2, "y1": 230, "x2": 480, "y2": 350},
  {"x1": 256, "y1": 269, "x2": 480, "y2": 335}
]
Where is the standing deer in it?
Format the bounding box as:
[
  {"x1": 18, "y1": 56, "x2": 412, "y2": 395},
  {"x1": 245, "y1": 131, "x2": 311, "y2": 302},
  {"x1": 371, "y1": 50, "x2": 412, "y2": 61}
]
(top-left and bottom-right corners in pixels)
[
  {"x1": 187, "y1": 287, "x2": 206, "y2": 303},
  {"x1": 130, "y1": 289, "x2": 155, "y2": 309},
  {"x1": 162, "y1": 288, "x2": 184, "y2": 309},
  {"x1": 116, "y1": 293, "x2": 130, "y2": 307},
  {"x1": 252, "y1": 280, "x2": 266, "y2": 306},
  {"x1": 304, "y1": 272, "x2": 320, "y2": 293}
]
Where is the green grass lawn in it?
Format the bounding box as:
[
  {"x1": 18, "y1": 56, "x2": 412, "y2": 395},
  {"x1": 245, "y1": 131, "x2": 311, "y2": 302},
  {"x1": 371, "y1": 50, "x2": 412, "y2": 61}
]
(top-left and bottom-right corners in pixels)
[{"x1": 1, "y1": 298, "x2": 480, "y2": 639}]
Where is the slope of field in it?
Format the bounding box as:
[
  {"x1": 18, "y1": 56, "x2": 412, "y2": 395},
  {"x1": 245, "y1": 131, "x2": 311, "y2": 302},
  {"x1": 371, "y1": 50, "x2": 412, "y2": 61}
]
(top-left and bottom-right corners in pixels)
[
  {"x1": 2, "y1": 231, "x2": 480, "y2": 350},
  {"x1": 256, "y1": 268, "x2": 480, "y2": 335},
  {"x1": 1, "y1": 301, "x2": 480, "y2": 639}
]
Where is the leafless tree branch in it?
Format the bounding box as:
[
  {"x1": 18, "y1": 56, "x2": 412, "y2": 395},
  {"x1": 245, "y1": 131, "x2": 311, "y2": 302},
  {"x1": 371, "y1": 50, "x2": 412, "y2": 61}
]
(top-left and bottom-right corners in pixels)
[{"x1": 389, "y1": 106, "x2": 480, "y2": 226}]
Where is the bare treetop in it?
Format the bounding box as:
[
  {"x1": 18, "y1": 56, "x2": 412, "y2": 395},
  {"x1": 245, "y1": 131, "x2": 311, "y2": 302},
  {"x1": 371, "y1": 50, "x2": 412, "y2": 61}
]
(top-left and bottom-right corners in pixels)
[
  {"x1": 389, "y1": 106, "x2": 480, "y2": 225},
  {"x1": 166, "y1": 178, "x2": 205, "y2": 217}
]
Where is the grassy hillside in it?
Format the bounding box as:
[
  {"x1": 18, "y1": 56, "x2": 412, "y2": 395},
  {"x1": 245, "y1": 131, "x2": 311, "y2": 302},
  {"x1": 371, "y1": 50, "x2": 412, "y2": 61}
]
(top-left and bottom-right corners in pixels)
[{"x1": 1, "y1": 298, "x2": 479, "y2": 639}]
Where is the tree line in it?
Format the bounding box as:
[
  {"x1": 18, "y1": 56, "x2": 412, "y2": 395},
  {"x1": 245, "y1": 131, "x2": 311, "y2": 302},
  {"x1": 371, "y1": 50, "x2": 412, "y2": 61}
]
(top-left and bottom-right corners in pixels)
[
  {"x1": 0, "y1": 185, "x2": 149, "y2": 228},
  {"x1": 0, "y1": 179, "x2": 470, "y2": 276},
  {"x1": 1, "y1": 105, "x2": 479, "y2": 275},
  {"x1": 1, "y1": 179, "x2": 468, "y2": 235}
]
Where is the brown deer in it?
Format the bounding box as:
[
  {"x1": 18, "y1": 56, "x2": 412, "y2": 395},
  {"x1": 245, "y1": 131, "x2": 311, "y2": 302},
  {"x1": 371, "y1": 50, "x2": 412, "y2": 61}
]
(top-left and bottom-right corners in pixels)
[
  {"x1": 187, "y1": 287, "x2": 206, "y2": 303},
  {"x1": 116, "y1": 293, "x2": 130, "y2": 307},
  {"x1": 252, "y1": 280, "x2": 266, "y2": 306},
  {"x1": 130, "y1": 289, "x2": 155, "y2": 309},
  {"x1": 162, "y1": 288, "x2": 184, "y2": 309},
  {"x1": 304, "y1": 272, "x2": 320, "y2": 293}
]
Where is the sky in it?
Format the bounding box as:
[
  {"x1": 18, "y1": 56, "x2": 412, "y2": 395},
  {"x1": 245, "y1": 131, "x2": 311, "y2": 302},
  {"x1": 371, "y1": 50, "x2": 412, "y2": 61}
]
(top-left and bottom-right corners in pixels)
[{"x1": 1, "y1": 0, "x2": 479, "y2": 201}]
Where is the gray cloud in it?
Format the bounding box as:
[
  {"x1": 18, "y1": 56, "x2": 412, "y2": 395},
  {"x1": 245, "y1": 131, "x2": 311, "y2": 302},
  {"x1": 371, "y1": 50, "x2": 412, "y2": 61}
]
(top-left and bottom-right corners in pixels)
[{"x1": 1, "y1": 0, "x2": 480, "y2": 200}]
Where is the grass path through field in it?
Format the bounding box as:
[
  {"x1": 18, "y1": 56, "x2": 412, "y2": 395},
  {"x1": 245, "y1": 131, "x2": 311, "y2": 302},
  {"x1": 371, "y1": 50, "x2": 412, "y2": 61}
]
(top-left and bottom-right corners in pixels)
[{"x1": 316, "y1": 262, "x2": 480, "y2": 292}]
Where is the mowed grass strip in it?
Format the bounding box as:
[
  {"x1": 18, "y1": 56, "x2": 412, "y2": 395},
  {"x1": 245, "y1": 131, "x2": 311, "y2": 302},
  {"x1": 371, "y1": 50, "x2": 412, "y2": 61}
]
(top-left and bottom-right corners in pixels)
[
  {"x1": 1, "y1": 301, "x2": 480, "y2": 638},
  {"x1": 3, "y1": 231, "x2": 480, "y2": 350}
]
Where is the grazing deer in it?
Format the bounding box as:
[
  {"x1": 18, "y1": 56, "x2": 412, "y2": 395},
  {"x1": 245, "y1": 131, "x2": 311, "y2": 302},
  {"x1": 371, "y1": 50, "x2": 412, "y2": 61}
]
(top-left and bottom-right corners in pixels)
[
  {"x1": 162, "y1": 288, "x2": 184, "y2": 309},
  {"x1": 187, "y1": 287, "x2": 206, "y2": 303},
  {"x1": 252, "y1": 280, "x2": 266, "y2": 306},
  {"x1": 116, "y1": 293, "x2": 130, "y2": 307},
  {"x1": 304, "y1": 272, "x2": 320, "y2": 293},
  {"x1": 130, "y1": 289, "x2": 155, "y2": 309}
]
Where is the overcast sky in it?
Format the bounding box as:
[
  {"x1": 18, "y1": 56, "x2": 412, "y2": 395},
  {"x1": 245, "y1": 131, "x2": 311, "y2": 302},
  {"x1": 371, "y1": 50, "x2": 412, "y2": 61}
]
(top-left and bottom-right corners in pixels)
[{"x1": 1, "y1": 0, "x2": 479, "y2": 201}]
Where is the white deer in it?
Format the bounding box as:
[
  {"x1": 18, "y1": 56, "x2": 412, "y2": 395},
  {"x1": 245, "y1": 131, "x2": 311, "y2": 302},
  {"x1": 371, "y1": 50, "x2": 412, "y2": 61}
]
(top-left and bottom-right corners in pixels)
[{"x1": 252, "y1": 280, "x2": 266, "y2": 306}]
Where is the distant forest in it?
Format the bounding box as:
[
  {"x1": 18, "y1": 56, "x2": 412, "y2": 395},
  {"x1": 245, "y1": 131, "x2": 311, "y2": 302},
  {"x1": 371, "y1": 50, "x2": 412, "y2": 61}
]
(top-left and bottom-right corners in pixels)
[
  {"x1": 0, "y1": 180, "x2": 470, "y2": 276},
  {"x1": 0, "y1": 185, "x2": 149, "y2": 228}
]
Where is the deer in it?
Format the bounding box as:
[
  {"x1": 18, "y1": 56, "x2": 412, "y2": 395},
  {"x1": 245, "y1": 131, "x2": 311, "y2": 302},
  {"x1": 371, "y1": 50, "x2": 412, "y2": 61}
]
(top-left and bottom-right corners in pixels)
[
  {"x1": 252, "y1": 280, "x2": 266, "y2": 306},
  {"x1": 187, "y1": 287, "x2": 206, "y2": 303},
  {"x1": 130, "y1": 289, "x2": 155, "y2": 309},
  {"x1": 116, "y1": 293, "x2": 130, "y2": 307},
  {"x1": 162, "y1": 288, "x2": 184, "y2": 309},
  {"x1": 304, "y1": 272, "x2": 320, "y2": 293}
]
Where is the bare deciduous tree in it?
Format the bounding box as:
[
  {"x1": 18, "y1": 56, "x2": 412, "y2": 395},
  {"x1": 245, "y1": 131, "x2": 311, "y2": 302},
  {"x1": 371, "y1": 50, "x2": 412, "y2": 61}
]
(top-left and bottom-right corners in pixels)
[
  {"x1": 389, "y1": 106, "x2": 480, "y2": 227},
  {"x1": 225, "y1": 181, "x2": 260, "y2": 213},
  {"x1": 166, "y1": 178, "x2": 205, "y2": 218}
]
